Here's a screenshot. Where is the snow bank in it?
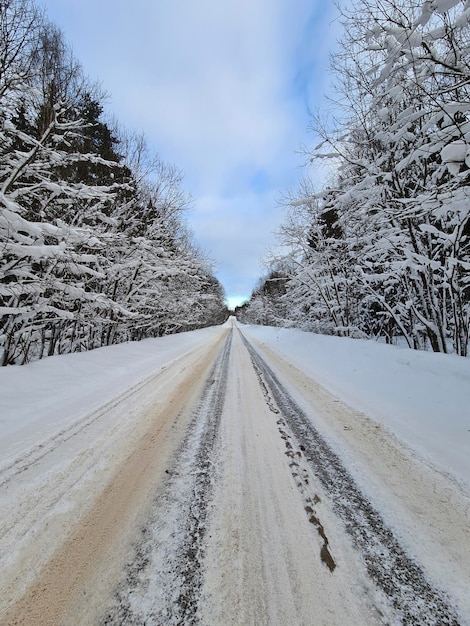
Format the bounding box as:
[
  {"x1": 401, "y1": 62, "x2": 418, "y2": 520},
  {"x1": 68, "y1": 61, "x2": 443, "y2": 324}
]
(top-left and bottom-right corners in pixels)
[
  {"x1": 0, "y1": 326, "x2": 223, "y2": 463},
  {"x1": 1, "y1": 321, "x2": 468, "y2": 489},
  {"x1": 242, "y1": 324, "x2": 470, "y2": 489}
]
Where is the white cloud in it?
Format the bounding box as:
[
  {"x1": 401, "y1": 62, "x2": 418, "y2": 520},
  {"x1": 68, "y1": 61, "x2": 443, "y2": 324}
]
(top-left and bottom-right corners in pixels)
[
  {"x1": 190, "y1": 191, "x2": 286, "y2": 298},
  {"x1": 41, "y1": 0, "x2": 340, "y2": 300},
  {"x1": 100, "y1": 0, "x2": 312, "y2": 193}
]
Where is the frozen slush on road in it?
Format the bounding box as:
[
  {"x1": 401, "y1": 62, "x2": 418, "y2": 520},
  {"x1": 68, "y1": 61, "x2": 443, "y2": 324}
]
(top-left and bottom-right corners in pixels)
[{"x1": 0, "y1": 319, "x2": 468, "y2": 624}]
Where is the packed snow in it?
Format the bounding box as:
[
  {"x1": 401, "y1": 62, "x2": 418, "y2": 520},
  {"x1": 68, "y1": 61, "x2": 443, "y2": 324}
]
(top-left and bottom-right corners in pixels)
[
  {"x1": 1, "y1": 322, "x2": 468, "y2": 490},
  {"x1": 0, "y1": 326, "x2": 223, "y2": 467},
  {"x1": 241, "y1": 324, "x2": 470, "y2": 490},
  {"x1": 0, "y1": 321, "x2": 469, "y2": 624}
]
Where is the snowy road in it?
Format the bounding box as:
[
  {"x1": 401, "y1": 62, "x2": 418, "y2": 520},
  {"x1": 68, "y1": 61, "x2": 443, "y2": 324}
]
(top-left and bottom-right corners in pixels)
[{"x1": 1, "y1": 320, "x2": 468, "y2": 625}]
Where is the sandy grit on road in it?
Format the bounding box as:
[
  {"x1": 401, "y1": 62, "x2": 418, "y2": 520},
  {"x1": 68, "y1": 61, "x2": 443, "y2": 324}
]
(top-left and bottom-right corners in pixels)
[{"x1": 0, "y1": 320, "x2": 468, "y2": 625}]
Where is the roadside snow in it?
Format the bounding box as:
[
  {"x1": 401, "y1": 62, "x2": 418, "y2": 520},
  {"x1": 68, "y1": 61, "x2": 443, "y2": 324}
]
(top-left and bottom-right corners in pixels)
[
  {"x1": 0, "y1": 326, "x2": 223, "y2": 466},
  {"x1": 241, "y1": 324, "x2": 470, "y2": 489},
  {"x1": 1, "y1": 322, "x2": 468, "y2": 490},
  {"x1": 1, "y1": 320, "x2": 469, "y2": 624}
]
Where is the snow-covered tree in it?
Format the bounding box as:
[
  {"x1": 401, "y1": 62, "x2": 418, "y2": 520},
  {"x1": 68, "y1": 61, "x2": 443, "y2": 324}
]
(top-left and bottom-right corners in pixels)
[
  {"x1": 266, "y1": 0, "x2": 469, "y2": 355},
  {"x1": 1, "y1": 0, "x2": 228, "y2": 365},
  {"x1": 345, "y1": 0, "x2": 470, "y2": 354},
  {"x1": 235, "y1": 269, "x2": 289, "y2": 327}
]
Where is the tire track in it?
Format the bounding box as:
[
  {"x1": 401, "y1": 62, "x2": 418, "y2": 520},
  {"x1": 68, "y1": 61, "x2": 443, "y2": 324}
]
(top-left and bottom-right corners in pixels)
[
  {"x1": 102, "y1": 329, "x2": 232, "y2": 626},
  {"x1": 1, "y1": 329, "x2": 229, "y2": 625},
  {"x1": 0, "y1": 353, "x2": 195, "y2": 490},
  {"x1": 239, "y1": 328, "x2": 460, "y2": 626}
]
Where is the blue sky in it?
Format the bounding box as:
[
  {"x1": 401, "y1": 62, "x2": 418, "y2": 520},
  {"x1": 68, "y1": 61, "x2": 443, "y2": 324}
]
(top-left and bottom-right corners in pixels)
[{"x1": 40, "y1": 0, "x2": 340, "y2": 309}]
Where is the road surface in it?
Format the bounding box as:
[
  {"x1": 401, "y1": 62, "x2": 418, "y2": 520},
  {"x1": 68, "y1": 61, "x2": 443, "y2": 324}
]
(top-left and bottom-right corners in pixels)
[{"x1": 0, "y1": 320, "x2": 468, "y2": 624}]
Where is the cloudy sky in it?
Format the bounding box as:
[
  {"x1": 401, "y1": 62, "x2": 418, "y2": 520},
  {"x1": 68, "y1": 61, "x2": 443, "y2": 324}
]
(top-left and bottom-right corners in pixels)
[{"x1": 40, "y1": 0, "x2": 341, "y2": 308}]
